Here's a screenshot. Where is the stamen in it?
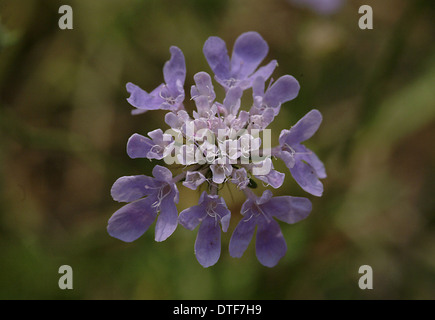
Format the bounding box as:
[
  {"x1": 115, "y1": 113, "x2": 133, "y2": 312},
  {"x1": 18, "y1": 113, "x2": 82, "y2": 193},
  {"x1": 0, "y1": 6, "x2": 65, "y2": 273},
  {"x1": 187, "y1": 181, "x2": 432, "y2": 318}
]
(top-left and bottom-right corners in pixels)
[
  {"x1": 237, "y1": 180, "x2": 247, "y2": 189},
  {"x1": 261, "y1": 181, "x2": 271, "y2": 188},
  {"x1": 144, "y1": 185, "x2": 160, "y2": 190},
  {"x1": 254, "y1": 203, "x2": 270, "y2": 223},
  {"x1": 158, "y1": 85, "x2": 176, "y2": 105},
  {"x1": 206, "y1": 201, "x2": 222, "y2": 226},
  {"x1": 150, "y1": 184, "x2": 172, "y2": 210},
  {"x1": 243, "y1": 213, "x2": 254, "y2": 222},
  {"x1": 225, "y1": 78, "x2": 238, "y2": 88},
  {"x1": 283, "y1": 143, "x2": 296, "y2": 156},
  {"x1": 283, "y1": 143, "x2": 313, "y2": 156}
]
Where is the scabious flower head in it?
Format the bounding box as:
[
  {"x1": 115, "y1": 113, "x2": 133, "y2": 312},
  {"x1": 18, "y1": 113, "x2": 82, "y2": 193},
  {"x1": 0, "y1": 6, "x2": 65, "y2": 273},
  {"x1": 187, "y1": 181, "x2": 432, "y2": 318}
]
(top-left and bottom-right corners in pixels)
[{"x1": 108, "y1": 31, "x2": 327, "y2": 267}]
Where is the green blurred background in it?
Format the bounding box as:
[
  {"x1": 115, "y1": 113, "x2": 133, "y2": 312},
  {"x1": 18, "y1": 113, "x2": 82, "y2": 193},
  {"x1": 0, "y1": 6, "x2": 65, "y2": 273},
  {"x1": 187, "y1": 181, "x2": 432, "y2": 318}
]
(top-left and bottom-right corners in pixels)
[{"x1": 0, "y1": 0, "x2": 434, "y2": 299}]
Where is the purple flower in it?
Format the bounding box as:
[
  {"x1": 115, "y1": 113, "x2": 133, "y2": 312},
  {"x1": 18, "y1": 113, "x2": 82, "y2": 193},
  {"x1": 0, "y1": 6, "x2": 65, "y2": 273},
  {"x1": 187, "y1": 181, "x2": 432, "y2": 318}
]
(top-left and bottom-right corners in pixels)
[
  {"x1": 210, "y1": 162, "x2": 233, "y2": 184},
  {"x1": 203, "y1": 31, "x2": 277, "y2": 91},
  {"x1": 182, "y1": 171, "x2": 207, "y2": 190},
  {"x1": 231, "y1": 167, "x2": 250, "y2": 190},
  {"x1": 178, "y1": 192, "x2": 231, "y2": 267},
  {"x1": 275, "y1": 109, "x2": 327, "y2": 196},
  {"x1": 107, "y1": 165, "x2": 179, "y2": 242},
  {"x1": 126, "y1": 46, "x2": 186, "y2": 114},
  {"x1": 127, "y1": 129, "x2": 174, "y2": 160},
  {"x1": 229, "y1": 190, "x2": 312, "y2": 267},
  {"x1": 110, "y1": 31, "x2": 326, "y2": 267}
]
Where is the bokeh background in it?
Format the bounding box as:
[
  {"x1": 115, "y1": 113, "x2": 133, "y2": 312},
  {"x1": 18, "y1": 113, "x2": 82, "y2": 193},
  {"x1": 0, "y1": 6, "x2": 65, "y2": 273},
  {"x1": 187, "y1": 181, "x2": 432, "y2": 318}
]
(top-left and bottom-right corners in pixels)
[{"x1": 0, "y1": 0, "x2": 434, "y2": 299}]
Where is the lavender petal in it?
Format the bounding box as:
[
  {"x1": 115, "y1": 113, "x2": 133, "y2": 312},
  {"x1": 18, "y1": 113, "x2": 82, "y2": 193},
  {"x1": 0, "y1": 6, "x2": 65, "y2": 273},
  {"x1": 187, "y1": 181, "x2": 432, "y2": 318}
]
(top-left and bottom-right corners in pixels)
[
  {"x1": 255, "y1": 217, "x2": 287, "y2": 267},
  {"x1": 195, "y1": 216, "x2": 221, "y2": 268},
  {"x1": 264, "y1": 75, "x2": 300, "y2": 109},
  {"x1": 126, "y1": 82, "x2": 165, "y2": 110},
  {"x1": 263, "y1": 196, "x2": 312, "y2": 224},
  {"x1": 203, "y1": 36, "x2": 230, "y2": 80},
  {"x1": 229, "y1": 211, "x2": 257, "y2": 258},
  {"x1": 126, "y1": 133, "x2": 154, "y2": 159},
  {"x1": 107, "y1": 197, "x2": 157, "y2": 242},
  {"x1": 163, "y1": 46, "x2": 186, "y2": 95},
  {"x1": 279, "y1": 109, "x2": 323, "y2": 145},
  {"x1": 111, "y1": 175, "x2": 156, "y2": 202},
  {"x1": 290, "y1": 159, "x2": 324, "y2": 196},
  {"x1": 154, "y1": 191, "x2": 179, "y2": 242},
  {"x1": 152, "y1": 165, "x2": 173, "y2": 182},
  {"x1": 231, "y1": 32, "x2": 269, "y2": 79}
]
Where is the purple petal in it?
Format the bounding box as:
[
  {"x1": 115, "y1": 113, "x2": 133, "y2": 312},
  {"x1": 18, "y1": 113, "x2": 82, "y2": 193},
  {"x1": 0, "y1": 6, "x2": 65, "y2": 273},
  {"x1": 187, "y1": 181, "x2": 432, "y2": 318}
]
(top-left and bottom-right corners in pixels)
[
  {"x1": 126, "y1": 133, "x2": 154, "y2": 159},
  {"x1": 223, "y1": 86, "x2": 243, "y2": 115},
  {"x1": 231, "y1": 32, "x2": 269, "y2": 79},
  {"x1": 290, "y1": 159, "x2": 324, "y2": 196},
  {"x1": 255, "y1": 217, "x2": 287, "y2": 267},
  {"x1": 257, "y1": 189, "x2": 274, "y2": 205},
  {"x1": 252, "y1": 76, "x2": 265, "y2": 98},
  {"x1": 165, "y1": 112, "x2": 178, "y2": 129},
  {"x1": 263, "y1": 196, "x2": 312, "y2": 224},
  {"x1": 163, "y1": 46, "x2": 186, "y2": 94},
  {"x1": 249, "y1": 108, "x2": 275, "y2": 130},
  {"x1": 255, "y1": 169, "x2": 285, "y2": 189},
  {"x1": 280, "y1": 109, "x2": 323, "y2": 145},
  {"x1": 111, "y1": 175, "x2": 156, "y2": 202},
  {"x1": 126, "y1": 82, "x2": 164, "y2": 110},
  {"x1": 278, "y1": 150, "x2": 296, "y2": 169},
  {"x1": 221, "y1": 213, "x2": 231, "y2": 233},
  {"x1": 152, "y1": 165, "x2": 173, "y2": 182},
  {"x1": 229, "y1": 212, "x2": 257, "y2": 258},
  {"x1": 210, "y1": 164, "x2": 232, "y2": 184},
  {"x1": 232, "y1": 110, "x2": 249, "y2": 131},
  {"x1": 262, "y1": 108, "x2": 276, "y2": 127},
  {"x1": 192, "y1": 96, "x2": 211, "y2": 117},
  {"x1": 214, "y1": 197, "x2": 231, "y2": 232},
  {"x1": 195, "y1": 216, "x2": 221, "y2": 268},
  {"x1": 165, "y1": 110, "x2": 190, "y2": 129},
  {"x1": 191, "y1": 72, "x2": 215, "y2": 101},
  {"x1": 147, "y1": 129, "x2": 163, "y2": 144},
  {"x1": 264, "y1": 75, "x2": 300, "y2": 108},
  {"x1": 297, "y1": 145, "x2": 327, "y2": 179},
  {"x1": 154, "y1": 191, "x2": 179, "y2": 242},
  {"x1": 107, "y1": 197, "x2": 157, "y2": 242},
  {"x1": 178, "y1": 203, "x2": 207, "y2": 231},
  {"x1": 203, "y1": 36, "x2": 230, "y2": 80},
  {"x1": 247, "y1": 60, "x2": 278, "y2": 88}
]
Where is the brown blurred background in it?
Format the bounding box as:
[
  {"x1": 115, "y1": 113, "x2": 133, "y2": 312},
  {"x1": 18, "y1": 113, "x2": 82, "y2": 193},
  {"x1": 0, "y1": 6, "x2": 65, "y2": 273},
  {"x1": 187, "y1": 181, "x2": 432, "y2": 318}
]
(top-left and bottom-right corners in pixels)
[{"x1": 0, "y1": 0, "x2": 434, "y2": 299}]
